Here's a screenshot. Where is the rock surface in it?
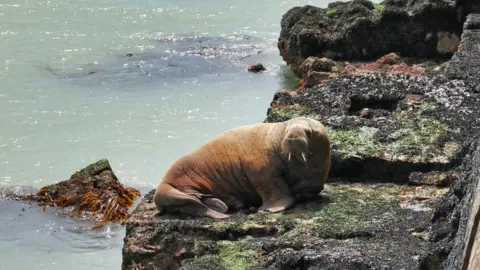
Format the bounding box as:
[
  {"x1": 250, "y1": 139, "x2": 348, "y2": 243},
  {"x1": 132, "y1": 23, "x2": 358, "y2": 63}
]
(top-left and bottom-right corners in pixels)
[
  {"x1": 266, "y1": 72, "x2": 478, "y2": 183},
  {"x1": 418, "y1": 13, "x2": 480, "y2": 270},
  {"x1": 122, "y1": 183, "x2": 442, "y2": 269},
  {"x1": 278, "y1": 0, "x2": 465, "y2": 74},
  {"x1": 418, "y1": 139, "x2": 479, "y2": 270},
  {"x1": 22, "y1": 159, "x2": 141, "y2": 227},
  {"x1": 121, "y1": 3, "x2": 480, "y2": 270}
]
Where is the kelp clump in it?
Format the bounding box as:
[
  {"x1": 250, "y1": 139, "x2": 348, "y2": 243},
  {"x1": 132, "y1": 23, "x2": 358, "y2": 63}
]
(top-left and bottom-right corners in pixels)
[{"x1": 23, "y1": 159, "x2": 141, "y2": 228}]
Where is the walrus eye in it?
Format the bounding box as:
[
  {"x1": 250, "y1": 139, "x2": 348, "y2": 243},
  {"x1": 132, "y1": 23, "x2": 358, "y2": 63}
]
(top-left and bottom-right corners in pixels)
[{"x1": 305, "y1": 130, "x2": 312, "y2": 137}]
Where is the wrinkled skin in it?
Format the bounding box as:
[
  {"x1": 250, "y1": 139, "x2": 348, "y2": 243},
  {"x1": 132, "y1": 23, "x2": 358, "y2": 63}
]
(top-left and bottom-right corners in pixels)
[{"x1": 153, "y1": 117, "x2": 331, "y2": 219}]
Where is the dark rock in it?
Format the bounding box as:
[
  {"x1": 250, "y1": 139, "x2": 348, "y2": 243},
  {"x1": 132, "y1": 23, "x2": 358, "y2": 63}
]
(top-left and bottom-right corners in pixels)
[
  {"x1": 291, "y1": 53, "x2": 445, "y2": 90},
  {"x1": 22, "y1": 159, "x2": 141, "y2": 226},
  {"x1": 265, "y1": 72, "x2": 479, "y2": 183},
  {"x1": 417, "y1": 13, "x2": 480, "y2": 269},
  {"x1": 247, "y1": 63, "x2": 266, "y2": 73},
  {"x1": 445, "y1": 14, "x2": 480, "y2": 92},
  {"x1": 457, "y1": 0, "x2": 480, "y2": 17},
  {"x1": 409, "y1": 171, "x2": 460, "y2": 187},
  {"x1": 278, "y1": 0, "x2": 464, "y2": 74},
  {"x1": 419, "y1": 139, "x2": 479, "y2": 269},
  {"x1": 122, "y1": 183, "x2": 437, "y2": 270}
]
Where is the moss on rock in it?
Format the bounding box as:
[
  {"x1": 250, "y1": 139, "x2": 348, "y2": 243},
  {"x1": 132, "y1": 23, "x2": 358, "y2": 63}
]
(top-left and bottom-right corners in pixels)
[
  {"x1": 269, "y1": 104, "x2": 309, "y2": 121},
  {"x1": 122, "y1": 183, "x2": 441, "y2": 269},
  {"x1": 78, "y1": 158, "x2": 111, "y2": 176},
  {"x1": 326, "y1": 101, "x2": 452, "y2": 163},
  {"x1": 265, "y1": 72, "x2": 478, "y2": 182}
]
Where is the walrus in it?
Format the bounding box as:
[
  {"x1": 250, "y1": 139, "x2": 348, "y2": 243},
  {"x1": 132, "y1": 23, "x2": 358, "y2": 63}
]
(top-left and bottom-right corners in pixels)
[{"x1": 153, "y1": 117, "x2": 331, "y2": 219}]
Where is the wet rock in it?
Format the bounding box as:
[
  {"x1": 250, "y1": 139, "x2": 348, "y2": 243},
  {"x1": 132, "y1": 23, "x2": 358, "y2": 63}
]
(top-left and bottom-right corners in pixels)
[
  {"x1": 122, "y1": 183, "x2": 438, "y2": 269},
  {"x1": 0, "y1": 184, "x2": 38, "y2": 201},
  {"x1": 247, "y1": 63, "x2": 266, "y2": 73},
  {"x1": 22, "y1": 159, "x2": 141, "y2": 228},
  {"x1": 278, "y1": 0, "x2": 464, "y2": 74},
  {"x1": 458, "y1": 0, "x2": 480, "y2": 16}
]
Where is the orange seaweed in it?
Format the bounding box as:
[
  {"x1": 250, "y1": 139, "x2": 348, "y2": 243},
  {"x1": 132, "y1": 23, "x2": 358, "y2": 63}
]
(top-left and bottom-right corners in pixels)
[{"x1": 23, "y1": 182, "x2": 141, "y2": 229}]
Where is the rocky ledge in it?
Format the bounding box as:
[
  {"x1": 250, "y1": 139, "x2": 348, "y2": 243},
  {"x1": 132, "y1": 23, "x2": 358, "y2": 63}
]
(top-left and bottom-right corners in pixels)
[
  {"x1": 122, "y1": 2, "x2": 480, "y2": 270},
  {"x1": 278, "y1": 0, "x2": 474, "y2": 73},
  {"x1": 123, "y1": 182, "x2": 442, "y2": 269}
]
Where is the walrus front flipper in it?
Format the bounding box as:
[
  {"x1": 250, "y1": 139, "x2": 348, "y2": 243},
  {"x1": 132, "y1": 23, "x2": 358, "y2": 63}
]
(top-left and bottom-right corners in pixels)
[
  {"x1": 154, "y1": 183, "x2": 229, "y2": 219},
  {"x1": 256, "y1": 175, "x2": 295, "y2": 213},
  {"x1": 259, "y1": 196, "x2": 295, "y2": 212}
]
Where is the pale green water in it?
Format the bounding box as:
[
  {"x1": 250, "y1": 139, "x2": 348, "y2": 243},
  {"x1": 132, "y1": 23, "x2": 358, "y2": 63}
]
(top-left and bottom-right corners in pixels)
[{"x1": 0, "y1": 0, "x2": 338, "y2": 269}]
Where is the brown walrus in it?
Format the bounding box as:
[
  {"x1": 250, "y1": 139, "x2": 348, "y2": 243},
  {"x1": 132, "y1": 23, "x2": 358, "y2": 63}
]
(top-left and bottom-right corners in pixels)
[{"x1": 153, "y1": 117, "x2": 331, "y2": 219}]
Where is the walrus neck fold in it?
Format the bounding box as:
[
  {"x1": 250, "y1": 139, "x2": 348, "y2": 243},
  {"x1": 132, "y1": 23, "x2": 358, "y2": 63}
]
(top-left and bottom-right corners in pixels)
[{"x1": 266, "y1": 122, "x2": 287, "y2": 155}]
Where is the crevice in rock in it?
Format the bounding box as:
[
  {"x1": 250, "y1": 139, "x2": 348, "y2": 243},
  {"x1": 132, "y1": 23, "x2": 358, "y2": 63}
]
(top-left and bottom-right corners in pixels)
[
  {"x1": 347, "y1": 95, "x2": 400, "y2": 116},
  {"x1": 329, "y1": 154, "x2": 460, "y2": 184}
]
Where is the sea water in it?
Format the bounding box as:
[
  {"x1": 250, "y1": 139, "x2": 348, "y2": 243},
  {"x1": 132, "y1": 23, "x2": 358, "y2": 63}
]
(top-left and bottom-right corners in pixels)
[{"x1": 0, "y1": 0, "x2": 338, "y2": 269}]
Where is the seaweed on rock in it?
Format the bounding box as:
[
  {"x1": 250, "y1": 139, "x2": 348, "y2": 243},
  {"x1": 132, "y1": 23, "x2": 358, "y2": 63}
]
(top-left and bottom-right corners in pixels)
[{"x1": 23, "y1": 159, "x2": 141, "y2": 228}]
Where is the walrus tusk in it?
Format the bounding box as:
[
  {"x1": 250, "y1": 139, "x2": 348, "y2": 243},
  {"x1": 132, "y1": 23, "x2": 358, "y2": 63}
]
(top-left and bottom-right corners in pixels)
[
  {"x1": 301, "y1": 152, "x2": 307, "y2": 162},
  {"x1": 288, "y1": 152, "x2": 291, "y2": 161}
]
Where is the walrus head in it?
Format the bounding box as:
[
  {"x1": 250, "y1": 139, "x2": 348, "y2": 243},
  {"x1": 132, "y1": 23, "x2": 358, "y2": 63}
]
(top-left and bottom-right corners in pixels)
[
  {"x1": 280, "y1": 117, "x2": 316, "y2": 163},
  {"x1": 280, "y1": 117, "x2": 331, "y2": 196}
]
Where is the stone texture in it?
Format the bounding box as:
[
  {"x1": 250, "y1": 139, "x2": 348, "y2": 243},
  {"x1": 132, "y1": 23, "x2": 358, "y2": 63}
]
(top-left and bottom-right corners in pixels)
[
  {"x1": 278, "y1": 0, "x2": 465, "y2": 74},
  {"x1": 265, "y1": 72, "x2": 478, "y2": 183},
  {"x1": 122, "y1": 184, "x2": 439, "y2": 270}
]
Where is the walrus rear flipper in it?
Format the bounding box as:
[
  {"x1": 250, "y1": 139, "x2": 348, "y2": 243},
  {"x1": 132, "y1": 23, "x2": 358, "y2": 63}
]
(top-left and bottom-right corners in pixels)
[
  {"x1": 184, "y1": 193, "x2": 229, "y2": 214},
  {"x1": 154, "y1": 183, "x2": 229, "y2": 219}
]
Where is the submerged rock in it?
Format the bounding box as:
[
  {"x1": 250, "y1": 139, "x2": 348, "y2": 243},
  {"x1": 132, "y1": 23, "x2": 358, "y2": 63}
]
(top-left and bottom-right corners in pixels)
[
  {"x1": 23, "y1": 159, "x2": 141, "y2": 228},
  {"x1": 247, "y1": 63, "x2": 266, "y2": 73},
  {"x1": 46, "y1": 34, "x2": 271, "y2": 85}
]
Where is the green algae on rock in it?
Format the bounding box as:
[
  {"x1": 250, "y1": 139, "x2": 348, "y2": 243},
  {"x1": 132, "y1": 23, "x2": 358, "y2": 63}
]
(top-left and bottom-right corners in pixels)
[
  {"x1": 268, "y1": 104, "x2": 309, "y2": 122},
  {"x1": 265, "y1": 72, "x2": 478, "y2": 182},
  {"x1": 326, "y1": 101, "x2": 451, "y2": 163},
  {"x1": 121, "y1": 183, "x2": 440, "y2": 269}
]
